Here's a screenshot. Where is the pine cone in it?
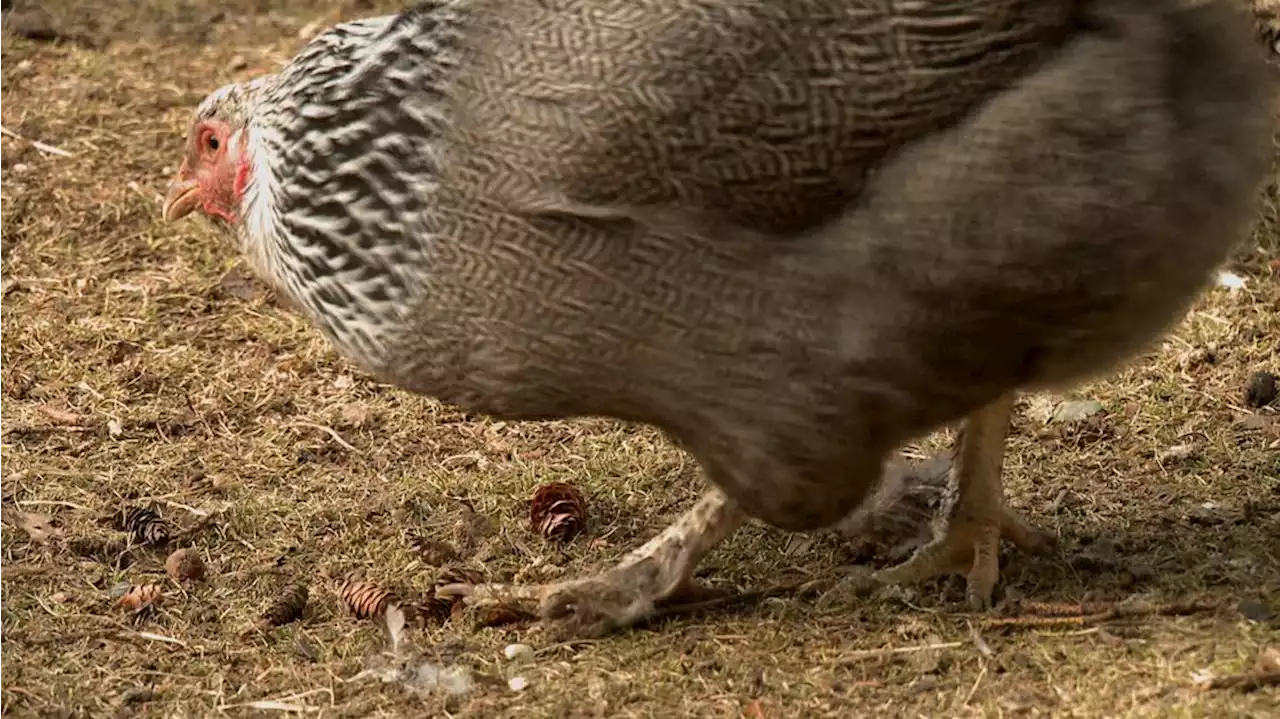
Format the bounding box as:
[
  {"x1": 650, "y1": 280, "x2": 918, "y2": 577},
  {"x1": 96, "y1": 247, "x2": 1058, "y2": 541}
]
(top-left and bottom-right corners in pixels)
[
  {"x1": 115, "y1": 584, "x2": 162, "y2": 614},
  {"x1": 339, "y1": 575, "x2": 398, "y2": 620},
  {"x1": 121, "y1": 505, "x2": 170, "y2": 546},
  {"x1": 419, "y1": 565, "x2": 482, "y2": 623},
  {"x1": 528, "y1": 482, "x2": 587, "y2": 542},
  {"x1": 262, "y1": 584, "x2": 309, "y2": 627},
  {"x1": 164, "y1": 548, "x2": 206, "y2": 582}
]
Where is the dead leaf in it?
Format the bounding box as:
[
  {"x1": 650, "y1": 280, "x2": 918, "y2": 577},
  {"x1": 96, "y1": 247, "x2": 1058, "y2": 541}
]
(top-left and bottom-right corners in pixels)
[
  {"x1": 1259, "y1": 648, "x2": 1280, "y2": 673},
  {"x1": 13, "y1": 510, "x2": 62, "y2": 545},
  {"x1": 384, "y1": 603, "x2": 409, "y2": 653},
  {"x1": 339, "y1": 403, "x2": 370, "y2": 428},
  {"x1": 38, "y1": 405, "x2": 84, "y2": 425}
]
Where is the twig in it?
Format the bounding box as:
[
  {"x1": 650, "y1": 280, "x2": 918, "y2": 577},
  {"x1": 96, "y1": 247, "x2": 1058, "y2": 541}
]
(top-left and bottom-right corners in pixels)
[
  {"x1": 968, "y1": 623, "x2": 995, "y2": 659},
  {"x1": 128, "y1": 631, "x2": 188, "y2": 648},
  {"x1": 981, "y1": 599, "x2": 1221, "y2": 628},
  {"x1": 0, "y1": 124, "x2": 74, "y2": 157},
  {"x1": 957, "y1": 661, "x2": 988, "y2": 708},
  {"x1": 533, "y1": 639, "x2": 601, "y2": 657},
  {"x1": 0, "y1": 565, "x2": 50, "y2": 580},
  {"x1": 15, "y1": 499, "x2": 90, "y2": 511},
  {"x1": 161, "y1": 500, "x2": 210, "y2": 517},
  {"x1": 1199, "y1": 670, "x2": 1280, "y2": 693},
  {"x1": 835, "y1": 641, "x2": 965, "y2": 665},
  {"x1": 168, "y1": 514, "x2": 217, "y2": 544},
  {"x1": 218, "y1": 688, "x2": 333, "y2": 712},
  {"x1": 293, "y1": 421, "x2": 362, "y2": 455},
  {"x1": 981, "y1": 611, "x2": 1116, "y2": 628}
]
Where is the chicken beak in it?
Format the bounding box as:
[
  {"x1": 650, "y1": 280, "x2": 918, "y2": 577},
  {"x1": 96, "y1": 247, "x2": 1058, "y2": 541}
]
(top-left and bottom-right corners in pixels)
[{"x1": 161, "y1": 178, "x2": 201, "y2": 222}]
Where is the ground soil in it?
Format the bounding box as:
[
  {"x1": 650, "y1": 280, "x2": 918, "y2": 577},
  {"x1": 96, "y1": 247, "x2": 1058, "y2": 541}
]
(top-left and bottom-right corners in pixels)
[{"x1": 2, "y1": 1, "x2": 1278, "y2": 716}]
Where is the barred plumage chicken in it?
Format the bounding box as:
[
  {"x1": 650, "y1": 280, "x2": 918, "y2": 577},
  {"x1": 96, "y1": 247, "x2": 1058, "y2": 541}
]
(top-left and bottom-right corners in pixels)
[{"x1": 162, "y1": 0, "x2": 1271, "y2": 636}]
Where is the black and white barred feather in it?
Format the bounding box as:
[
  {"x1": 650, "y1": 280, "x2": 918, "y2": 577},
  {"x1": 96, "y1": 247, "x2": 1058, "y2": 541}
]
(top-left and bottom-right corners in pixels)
[{"x1": 197, "y1": 3, "x2": 463, "y2": 374}]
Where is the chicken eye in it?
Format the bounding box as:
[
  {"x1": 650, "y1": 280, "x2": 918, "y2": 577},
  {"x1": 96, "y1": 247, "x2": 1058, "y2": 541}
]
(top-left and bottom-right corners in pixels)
[{"x1": 206, "y1": 134, "x2": 220, "y2": 151}]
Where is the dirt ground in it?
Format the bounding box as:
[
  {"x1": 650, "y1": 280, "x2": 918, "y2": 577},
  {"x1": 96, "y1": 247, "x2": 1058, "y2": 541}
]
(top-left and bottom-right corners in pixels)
[{"x1": 2, "y1": 1, "x2": 1278, "y2": 717}]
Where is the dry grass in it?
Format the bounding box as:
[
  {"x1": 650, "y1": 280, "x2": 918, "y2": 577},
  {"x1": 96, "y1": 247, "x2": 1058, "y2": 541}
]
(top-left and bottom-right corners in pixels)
[{"x1": 2, "y1": 1, "x2": 1278, "y2": 716}]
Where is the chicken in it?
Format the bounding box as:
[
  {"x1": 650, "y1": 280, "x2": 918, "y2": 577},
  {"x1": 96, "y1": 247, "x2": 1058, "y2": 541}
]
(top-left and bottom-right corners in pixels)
[{"x1": 161, "y1": 0, "x2": 1272, "y2": 636}]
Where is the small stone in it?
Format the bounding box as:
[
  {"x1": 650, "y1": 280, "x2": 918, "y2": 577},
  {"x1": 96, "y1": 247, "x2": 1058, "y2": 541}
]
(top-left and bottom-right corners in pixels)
[
  {"x1": 1215, "y1": 270, "x2": 1246, "y2": 290},
  {"x1": 1050, "y1": 399, "x2": 1104, "y2": 424},
  {"x1": 1238, "y1": 598, "x2": 1276, "y2": 623},
  {"x1": 118, "y1": 687, "x2": 155, "y2": 705},
  {"x1": 782, "y1": 534, "x2": 814, "y2": 557},
  {"x1": 1244, "y1": 371, "x2": 1277, "y2": 408},
  {"x1": 1072, "y1": 537, "x2": 1121, "y2": 572},
  {"x1": 909, "y1": 675, "x2": 940, "y2": 694},
  {"x1": 762, "y1": 596, "x2": 789, "y2": 612},
  {"x1": 507, "y1": 676, "x2": 530, "y2": 692},
  {"x1": 503, "y1": 643, "x2": 534, "y2": 662}
]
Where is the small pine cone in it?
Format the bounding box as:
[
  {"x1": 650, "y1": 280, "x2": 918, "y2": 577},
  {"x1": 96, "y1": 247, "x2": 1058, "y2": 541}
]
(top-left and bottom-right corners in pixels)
[
  {"x1": 528, "y1": 482, "x2": 587, "y2": 542},
  {"x1": 121, "y1": 505, "x2": 170, "y2": 546},
  {"x1": 262, "y1": 584, "x2": 309, "y2": 627},
  {"x1": 339, "y1": 575, "x2": 397, "y2": 620},
  {"x1": 420, "y1": 565, "x2": 483, "y2": 623},
  {"x1": 164, "y1": 548, "x2": 206, "y2": 582},
  {"x1": 115, "y1": 584, "x2": 162, "y2": 613}
]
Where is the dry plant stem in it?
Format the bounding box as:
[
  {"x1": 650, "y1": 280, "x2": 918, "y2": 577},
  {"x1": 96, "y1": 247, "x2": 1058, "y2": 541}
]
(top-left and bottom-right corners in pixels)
[
  {"x1": 1201, "y1": 671, "x2": 1280, "y2": 693},
  {"x1": 873, "y1": 393, "x2": 1056, "y2": 608},
  {"x1": 981, "y1": 599, "x2": 1223, "y2": 628},
  {"x1": 438, "y1": 489, "x2": 746, "y2": 635},
  {"x1": 167, "y1": 514, "x2": 218, "y2": 544}
]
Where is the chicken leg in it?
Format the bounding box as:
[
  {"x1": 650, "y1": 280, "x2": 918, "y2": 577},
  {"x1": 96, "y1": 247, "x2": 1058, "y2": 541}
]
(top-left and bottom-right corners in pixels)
[
  {"x1": 872, "y1": 393, "x2": 1056, "y2": 608},
  {"x1": 438, "y1": 488, "x2": 746, "y2": 636}
]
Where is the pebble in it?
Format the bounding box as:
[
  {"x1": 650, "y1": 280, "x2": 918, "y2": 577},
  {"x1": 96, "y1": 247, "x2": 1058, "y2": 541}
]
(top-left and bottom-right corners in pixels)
[
  {"x1": 1238, "y1": 598, "x2": 1276, "y2": 623},
  {"x1": 1244, "y1": 371, "x2": 1277, "y2": 408},
  {"x1": 1050, "y1": 399, "x2": 1104, "y2": 424},
  {"x1": 503, "y1": 643, "x2": 534, "y2": 662},
  {"x1": 508, "y1": 676, "x2": 530, "y2": 692}
]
